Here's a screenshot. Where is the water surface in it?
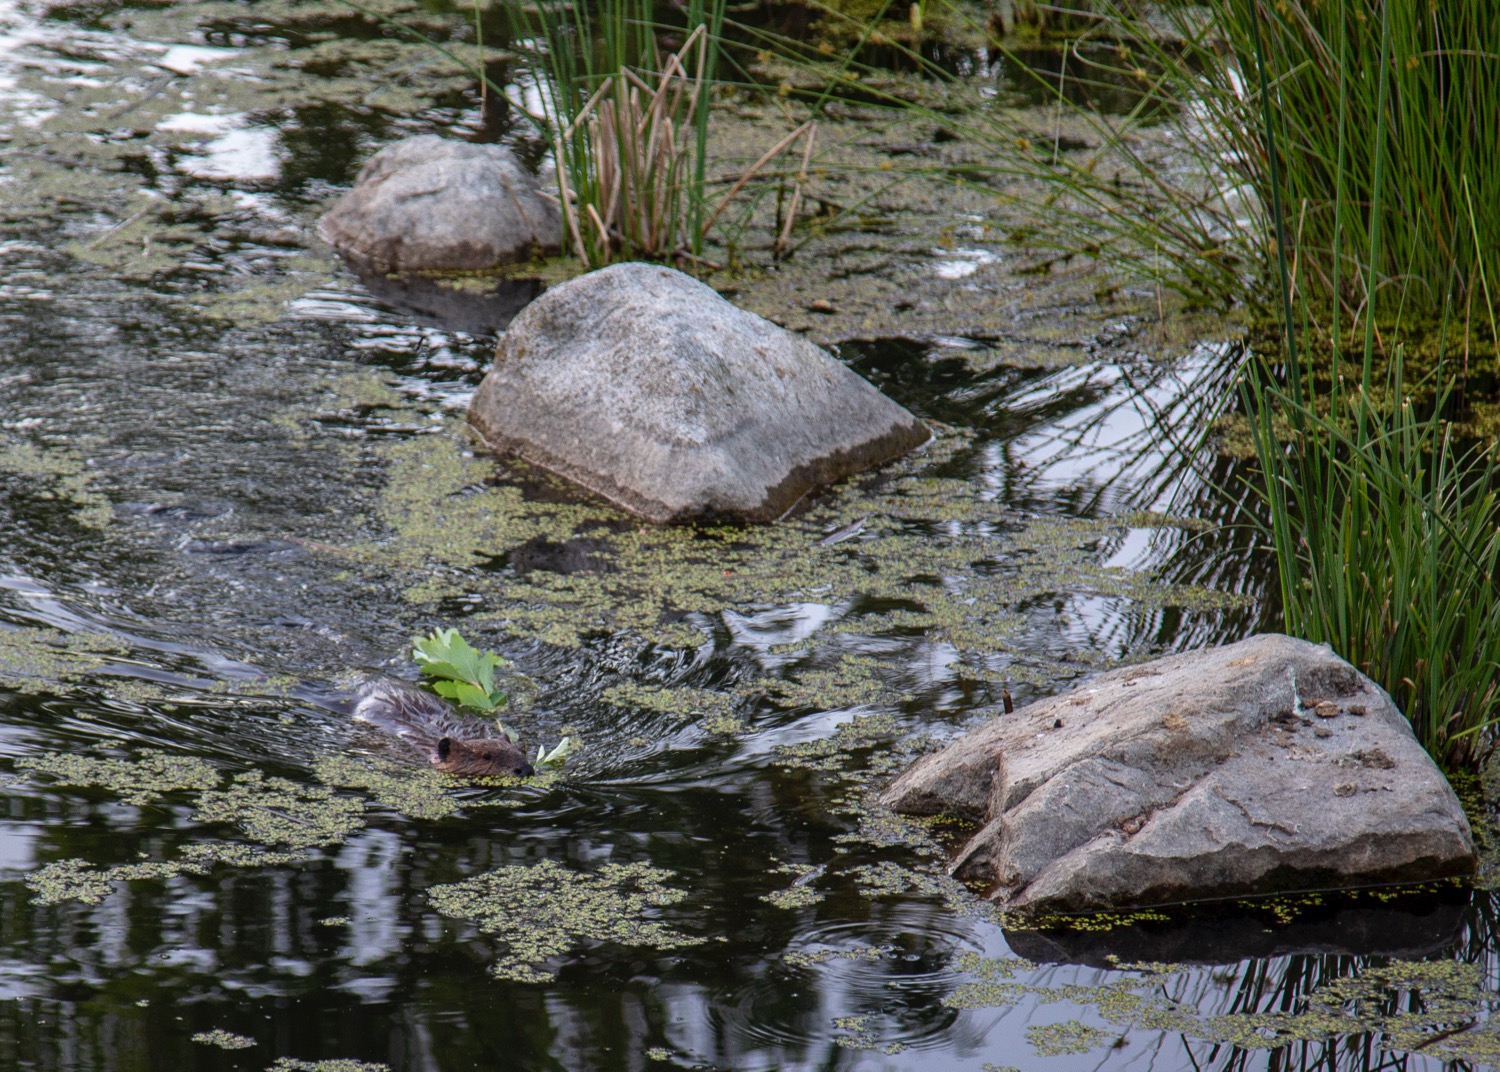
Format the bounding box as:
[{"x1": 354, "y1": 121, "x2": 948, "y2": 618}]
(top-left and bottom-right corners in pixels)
[{"x1": 0, "y1": 2, "x2": 1494, "y2": 1070}]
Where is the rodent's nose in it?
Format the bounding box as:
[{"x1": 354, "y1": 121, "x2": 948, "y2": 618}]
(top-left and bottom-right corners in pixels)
[{"x1": 519, "y1": 762, "x2": 536, "y2": 778}]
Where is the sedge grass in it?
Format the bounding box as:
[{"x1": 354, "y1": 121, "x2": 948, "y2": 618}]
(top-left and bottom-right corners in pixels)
[
  {"x1": 1241, "y1": 0, "x2": 1500, "y2": 769},
  {"x1": 512, "y1": 0, "x2": 816, "y2": 268},
  {"x1": 1243, "y1": 354, "x2": 1500, "y2": 769},
  {"x1": 1018, "y1": 0, "x2": 1500, "y2": 340}
]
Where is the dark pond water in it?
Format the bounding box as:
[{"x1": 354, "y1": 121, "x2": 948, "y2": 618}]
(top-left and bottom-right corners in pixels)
[{"x1": 0, "y1": 1, "x2": 1496, "y2": 1070}]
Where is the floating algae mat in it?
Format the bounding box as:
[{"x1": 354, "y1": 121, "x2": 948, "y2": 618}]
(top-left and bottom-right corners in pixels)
[{"x1": 0, "y1": 0, "x2": 1494, "y2": 1069}]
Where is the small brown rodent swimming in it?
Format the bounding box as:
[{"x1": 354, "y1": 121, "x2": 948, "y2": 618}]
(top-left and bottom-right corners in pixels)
[{"x1": 352, "y1": 676, "x2": 535, "y2": 778}]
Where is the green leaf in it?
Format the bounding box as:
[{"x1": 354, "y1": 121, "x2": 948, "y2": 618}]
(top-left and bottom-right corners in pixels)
[
  {"x1": 415, "y1": 629, "x2": 496, "y2": 684},
  {"x1": 413, "y1": 628, "x2": 509, "y2": 713},
  {"x1": 414, "y1": 659, "x2": 469, "y2": 684},
  {"x1": 536, "y1": 736, "x2": 576, "y2": 766},
  {"x1": 434, "y1": 680, "x2": 498, "y2": 712}
]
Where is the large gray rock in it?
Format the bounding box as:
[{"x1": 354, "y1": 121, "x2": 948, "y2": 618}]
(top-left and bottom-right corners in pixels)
[
  {"x1": 319, "y1": 135, "x2": 560, "y2": 272},
  {"x1": 467, "y1": 263, "x2": 930, "y2": 522},
  {"x1": 881, "y1": 634, "x2": 1475, "y2": 913}
]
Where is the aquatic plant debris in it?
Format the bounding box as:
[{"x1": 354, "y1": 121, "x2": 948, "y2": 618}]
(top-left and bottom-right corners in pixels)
[
  {"x1": 769, "y1": 708, "x2": 951, "y2": 871},
  {"x1": 1025, "y1": 1021, "x2": 1116, "y2": 1057},
  {"x1": 25, "y1": 858, "x2": 206, "y2": 906},
  {"x1": 367, "y1": 423, "x2": 1234, "y2": 682},
  {"x1": 16, "y1": 750, "x2": 220, "y2": 805},
  {"x1": 761, "y1": 862, "x2": 826, "y2": 909},
  {"x1": 0, "y1": 627, "x2": 132, "y2": 691},
  {"x1": 602, "y1": 683, "x2": 740, "y2": 729},
  {"x1": 782, "y1": 945, "x2": 888, "y2": 969},
  {"x1": 0, "y1": 438, "x2": 113, "y2": 529},
  {"x1": 846, "y1": 860, "x2": 1002, "y2": 922},
  {"x1": 427, "y1": 859, "x2": 703, "y2": 982},
  {"x1": 748, "y1": 655, "x2": 901, "y2": 711},
  {"x1": 191, "y1": 1029, "x2": 256, "y2": 1050},
  {"x1": 773, "y1": 712, "x2": 903, "y2": 774},
  {"x1": 761, "y1": 886, "x2": 824, "y2": 909},
  {"x1": 314, "y1": 754, "x2": 467, "y2": 821},
  {"x1": 192, "y1": 771, "x2": 366, "y2": 849},
  {"x1": 832, "y1": 1014, "x2": 909, "y2": 1054},
  {"x1": 268, "y1": 1060, "x2": 390, "y2": 1072},
  {"x1": 176, "y1": 844, "x2": 311, "y2": 869}
]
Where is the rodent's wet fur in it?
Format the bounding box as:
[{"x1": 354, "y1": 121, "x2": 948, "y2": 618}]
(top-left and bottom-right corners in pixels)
[{"x1": 352, "y1": 676, "x2": 534, "y2": 778}]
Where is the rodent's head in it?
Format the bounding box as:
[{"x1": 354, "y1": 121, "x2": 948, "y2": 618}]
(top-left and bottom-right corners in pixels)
[{"x1": 432, "y1": 736, "x2": 535, "y2": 778}]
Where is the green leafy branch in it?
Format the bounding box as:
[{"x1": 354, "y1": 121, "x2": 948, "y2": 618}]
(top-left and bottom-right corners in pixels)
[{"x1": 414, "y1": 628, "x2": 509, "y2": 714}]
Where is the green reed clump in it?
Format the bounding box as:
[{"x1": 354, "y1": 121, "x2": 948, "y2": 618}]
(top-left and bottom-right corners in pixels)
[
  {"x1": 1211, "y1": 0, "x2": 1500, "y2": 334},
  {"x1": 1238, "y1": 0, "x2": 1500, "y2": 769},
  {"x1": 1244, "y1": 357, "x2": 1500, "y2": 769},
  {"x1": 334, "y1": 0, "x2": 817, "y2": 269},
  {"x1": 1041, "y1": 0, "x2": 1500, "y2": 336},
  {"x1": 512, "y1": 0, "x2": 814, "y2": 268},
  {"x1": 514, "y1": 0, "x2": 713, "y2": 266}
]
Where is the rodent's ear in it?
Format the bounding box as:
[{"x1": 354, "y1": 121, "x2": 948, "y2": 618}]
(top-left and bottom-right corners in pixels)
[{"x1": 436, "y1": 737, "x2": 453, "y2": 760}]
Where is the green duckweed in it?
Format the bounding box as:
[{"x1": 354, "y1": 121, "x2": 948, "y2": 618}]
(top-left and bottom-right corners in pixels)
[
  {"x1": 0, "y1": 439, "x2": 112, "y2": 528},
  {"x1": 0, "y1": 627, "x2": 131, "y2": 691},
  {"x1": 761, "y1": 885, "x2": 825, "y2": 909},
  {"x1": 26, "y1": 858, "x2": 206, "y2": 907},
  {"x1": 1026, "y1": 1021, "x2": 1117, "y2": 1057},
  {"x1": 427, "y1": 859, "x2": 703, "y2": 982},
  {"x1": 783, "y1": 945, "x2": 888, "y2": 969},
  {"x1": 314, "y1": 754, "x2": 466, "y2": 822},
  {"x1": 192, "y1": 771, "x2": 366, "y2": 849},
  {"x1": 945, "y1": 950, "x2": 1500, "y2": 1061},
  {"x1": 191, "y1": 1029, "x2": 256, "y2": 1050},
  {"x1": 17, "y1": 750, "x2": 220, "y2": 805}
]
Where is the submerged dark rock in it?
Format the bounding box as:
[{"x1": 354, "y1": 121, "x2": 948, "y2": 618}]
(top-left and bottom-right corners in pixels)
[
  {"x1": 352, "y1": 676, "x2": 533, "y2": 778},
  {"x1": 318, "y1": 136, "x2": 560, "y2": 273},
  {"x1": 353, "y1": 267, "x2": 542, "y2": 335},
  {"x1": 881, "y1": 634, "x2": 1476, "y2": 913},
  {"x1": 467, "y1": 262, "x2": 930, "y2": 522},
  {"x1": 1005, "y1": 883, "x2": 1469, "y2": 966}
]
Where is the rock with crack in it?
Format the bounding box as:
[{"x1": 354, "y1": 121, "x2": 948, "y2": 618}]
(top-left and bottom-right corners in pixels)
[
  {"x1": 319, "y1": 135, "x2": 560, "y2": 272},
  {"x1": 880, "y1": 634, "x2": 1475, "y2": 913},
  {"x1": 467, "y1": 262, "x2": 930, "y2": 522}
]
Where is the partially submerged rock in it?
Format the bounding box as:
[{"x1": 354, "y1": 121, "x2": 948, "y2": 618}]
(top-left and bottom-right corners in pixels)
[
  {"x1": 319, "y1": 135, "x2": 560, "y2": 272},
  {"x1": 881, "y1": 634, "x2": 1475, "y2": 913},
  {"x1": 467, "y1": 262, "x2": 930, "y2": 522}
]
